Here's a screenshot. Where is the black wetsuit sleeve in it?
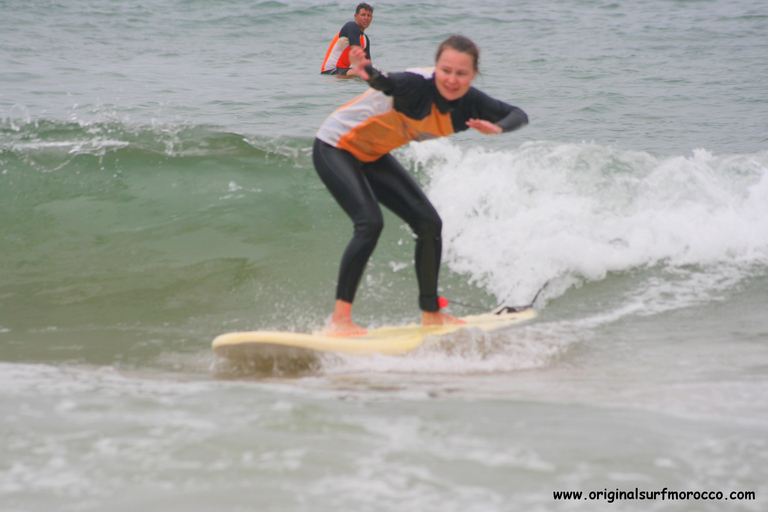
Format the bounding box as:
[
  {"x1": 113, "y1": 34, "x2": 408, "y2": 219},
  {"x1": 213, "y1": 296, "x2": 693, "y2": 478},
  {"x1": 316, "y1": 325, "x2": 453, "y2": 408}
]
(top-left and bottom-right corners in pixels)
[
  {"x1": 363, "y1": 68, "x2": 436, "y2": 120},
  {"x1": 497, "y1": 108, "x2": 528, "y2": 132},
  {"x1": 364, "y1": 69, "x2": 428, "y2": 98},
  {"x1": 453, "y1": 88, "x2": 528, "y2": 133},
  {"x1": 364, "y1": 65, "x2": 395, "y2": 93},
  {"x1": 495, "y1": 106, "x2": 528, "y2": 132}
]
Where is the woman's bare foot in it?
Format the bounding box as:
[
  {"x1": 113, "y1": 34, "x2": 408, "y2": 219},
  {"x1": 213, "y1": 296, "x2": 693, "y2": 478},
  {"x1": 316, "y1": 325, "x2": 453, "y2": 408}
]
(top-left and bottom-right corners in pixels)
[
  {"x1": 421, "y1": 310, "x2": 466, "y2": 326},
  {"x1": 326, "y1": 319, "x2": 368, "y2": 337},
  {"x1": 326, "y1": 300, "x2": 368, "y2": 336}
]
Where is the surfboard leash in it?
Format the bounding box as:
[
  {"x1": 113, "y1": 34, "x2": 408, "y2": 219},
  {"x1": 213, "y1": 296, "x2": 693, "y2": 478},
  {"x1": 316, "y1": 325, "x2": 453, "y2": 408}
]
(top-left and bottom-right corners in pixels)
[{"x1": 440, "y1": 280, "x2": 550, "y2": 315}]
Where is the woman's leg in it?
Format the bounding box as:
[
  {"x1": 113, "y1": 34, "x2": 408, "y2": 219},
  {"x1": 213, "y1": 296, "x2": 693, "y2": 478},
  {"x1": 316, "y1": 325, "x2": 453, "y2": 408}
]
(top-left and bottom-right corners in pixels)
[
  {"x1": 364, "y1": 154, "x2": 446, "y2": 313},
  {"x1": 313, "y1": 140, "x2": 383, "y2": 333}
]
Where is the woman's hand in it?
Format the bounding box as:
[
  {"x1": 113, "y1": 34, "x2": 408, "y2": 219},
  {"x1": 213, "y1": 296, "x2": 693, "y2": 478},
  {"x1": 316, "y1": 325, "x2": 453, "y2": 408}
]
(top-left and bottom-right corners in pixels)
[
  {"x1": 466, "y1": 118, "x2": 502, "y2": 135},
  {"x1": 349, "y1": 46, "x2": 371, "y2": 80}
]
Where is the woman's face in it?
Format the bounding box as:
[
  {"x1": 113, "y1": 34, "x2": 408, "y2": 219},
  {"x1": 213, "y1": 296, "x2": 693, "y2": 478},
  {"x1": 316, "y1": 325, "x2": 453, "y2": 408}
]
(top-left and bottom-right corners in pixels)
[{"x1": 434, "y1": 48, "x2": 477, "y2": 101}]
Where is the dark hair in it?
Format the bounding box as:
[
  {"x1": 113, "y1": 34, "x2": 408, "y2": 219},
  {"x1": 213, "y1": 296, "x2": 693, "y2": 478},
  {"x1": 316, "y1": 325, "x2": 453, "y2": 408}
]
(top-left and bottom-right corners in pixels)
[
  {"x1": 356, "y1": 3, "x2": 373, "y2": 14},
  {"x1": 435, "y1": 35, "x2": 479, "y2": 71}
]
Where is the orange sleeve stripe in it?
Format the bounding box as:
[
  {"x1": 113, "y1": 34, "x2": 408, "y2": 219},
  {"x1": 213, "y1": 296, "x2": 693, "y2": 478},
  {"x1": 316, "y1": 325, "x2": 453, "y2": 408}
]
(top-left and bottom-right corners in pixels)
[{"x1": 321, "y1": 33, "x2": 341, "y2": 72}]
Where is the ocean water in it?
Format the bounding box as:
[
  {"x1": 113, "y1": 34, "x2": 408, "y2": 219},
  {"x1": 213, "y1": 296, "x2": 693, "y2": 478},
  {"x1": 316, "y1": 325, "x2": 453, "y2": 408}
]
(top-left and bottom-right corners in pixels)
[{"x1": 2, "y1": 0, "x2": 768, "y2": 510}]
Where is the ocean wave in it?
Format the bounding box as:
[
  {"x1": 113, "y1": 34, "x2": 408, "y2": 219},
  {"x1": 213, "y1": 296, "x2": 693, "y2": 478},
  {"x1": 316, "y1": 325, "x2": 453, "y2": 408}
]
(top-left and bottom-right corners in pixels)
[
  {"x1": 0, "y1": 118, "x2": 313, "y2": 164},
  {"x1": 403, "y1": 139, "x2": 768, "y2": 312},
  {"x1": 3, "y1": 119, "x2": 767, "y2": 348}
]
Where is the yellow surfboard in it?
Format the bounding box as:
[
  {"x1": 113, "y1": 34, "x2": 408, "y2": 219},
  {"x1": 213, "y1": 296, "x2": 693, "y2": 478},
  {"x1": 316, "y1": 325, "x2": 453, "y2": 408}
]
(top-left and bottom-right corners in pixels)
[{"x1": 212, "y1": 307, "x2": 536, "y2": 373}]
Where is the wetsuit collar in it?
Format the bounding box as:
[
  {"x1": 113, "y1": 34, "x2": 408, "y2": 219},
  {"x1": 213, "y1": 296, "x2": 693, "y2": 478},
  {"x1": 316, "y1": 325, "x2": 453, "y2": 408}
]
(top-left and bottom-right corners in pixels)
[{"x1": 431, "y1": 77, "x2": 459, "y2": 114}]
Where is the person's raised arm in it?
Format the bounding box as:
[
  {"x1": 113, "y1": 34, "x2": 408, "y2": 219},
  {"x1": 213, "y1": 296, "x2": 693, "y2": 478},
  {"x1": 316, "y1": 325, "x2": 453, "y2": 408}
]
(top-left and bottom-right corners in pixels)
[
  {"x1": 349, "y1": 46, "x2": 371, "y2": 80},
  {"x1": 349, "y1": 46, "x2": 398, "y2": 95}
]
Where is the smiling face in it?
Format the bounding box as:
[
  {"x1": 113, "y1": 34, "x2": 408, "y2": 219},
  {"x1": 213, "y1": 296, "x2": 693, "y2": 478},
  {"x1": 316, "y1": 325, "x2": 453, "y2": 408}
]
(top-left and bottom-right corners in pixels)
[
  {"x1": 434, "y1": 48, "x2": 478, "y2": 101},
  {"x1": 354, "y1": 8, "x2": 373, "y2": 31}
]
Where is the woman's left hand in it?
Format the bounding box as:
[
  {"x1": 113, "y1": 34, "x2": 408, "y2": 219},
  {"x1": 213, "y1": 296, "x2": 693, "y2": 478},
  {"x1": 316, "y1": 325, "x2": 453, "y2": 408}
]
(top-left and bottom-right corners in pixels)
[{"x1": 466, "y1": 118, "x2": 502, "y2": 135}]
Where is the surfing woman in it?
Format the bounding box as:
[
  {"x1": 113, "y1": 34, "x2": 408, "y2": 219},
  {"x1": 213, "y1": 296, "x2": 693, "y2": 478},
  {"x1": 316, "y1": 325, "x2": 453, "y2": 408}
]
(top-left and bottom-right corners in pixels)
[{"x1": 313, "y1": 35, "x2": 529, "y2": 335}]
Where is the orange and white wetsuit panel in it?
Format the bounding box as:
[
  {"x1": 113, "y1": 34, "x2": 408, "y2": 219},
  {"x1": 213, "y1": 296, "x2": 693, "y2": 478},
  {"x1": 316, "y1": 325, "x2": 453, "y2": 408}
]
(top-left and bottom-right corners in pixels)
[{"x1": 316, "y1": 67, "x2": 528, "y2": 161}]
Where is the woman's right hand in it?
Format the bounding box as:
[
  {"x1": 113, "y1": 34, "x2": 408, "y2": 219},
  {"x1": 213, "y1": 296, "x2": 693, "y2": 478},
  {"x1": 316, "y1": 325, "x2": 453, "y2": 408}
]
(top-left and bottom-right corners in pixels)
[{"x1": 349, "y1": 46, "x2": 371, "y2": 80}]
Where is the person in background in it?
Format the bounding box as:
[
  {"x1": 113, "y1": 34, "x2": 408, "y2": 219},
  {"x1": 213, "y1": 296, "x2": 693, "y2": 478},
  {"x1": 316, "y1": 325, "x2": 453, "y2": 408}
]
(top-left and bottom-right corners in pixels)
[
  {"x1": 313, "y1": 35, "x2": 529, "y2": 335},
  {"x1": 320, "y1": 3, "x2": 373, "y2": 76}
]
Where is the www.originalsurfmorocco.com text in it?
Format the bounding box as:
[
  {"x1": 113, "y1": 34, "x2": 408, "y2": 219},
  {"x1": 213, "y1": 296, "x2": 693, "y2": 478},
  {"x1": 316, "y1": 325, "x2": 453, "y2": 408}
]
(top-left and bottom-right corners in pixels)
[{"x1": 553, "y1": 487, "x2": 756, "y2": 504}]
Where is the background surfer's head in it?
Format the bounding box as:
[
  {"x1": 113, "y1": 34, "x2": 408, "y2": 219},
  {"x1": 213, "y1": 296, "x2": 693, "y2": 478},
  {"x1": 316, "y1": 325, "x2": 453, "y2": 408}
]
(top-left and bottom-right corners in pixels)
[{"x1": 355, "y1": 3, "x2": 374, "y2": 30}]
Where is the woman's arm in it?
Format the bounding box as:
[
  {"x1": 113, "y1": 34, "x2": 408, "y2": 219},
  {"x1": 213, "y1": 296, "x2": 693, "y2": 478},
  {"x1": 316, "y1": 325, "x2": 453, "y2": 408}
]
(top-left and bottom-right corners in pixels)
[
  {"x1": 349, "y1": 46, "x2": 398, "y2": 94},
  {"x1": 463, "y1": 90, "x2": 528, "y2": 135},
  {"x1": 493, "y1": 107, "x2": 529, "y2": 133}
]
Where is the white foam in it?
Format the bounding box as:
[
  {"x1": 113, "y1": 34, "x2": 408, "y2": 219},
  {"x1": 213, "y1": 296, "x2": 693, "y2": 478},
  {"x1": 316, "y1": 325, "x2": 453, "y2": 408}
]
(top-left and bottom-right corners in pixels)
[
  {"x1": 402, "y1": 140, "x2": 768, "y2": 310},
  {"x1": 320, "y1": 321, "x2": 573, "y2": 377}
]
